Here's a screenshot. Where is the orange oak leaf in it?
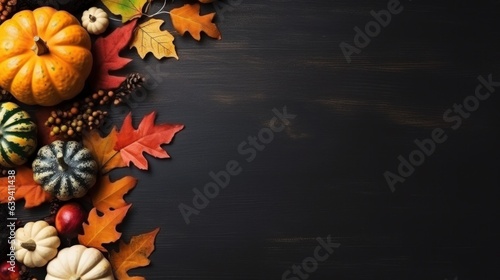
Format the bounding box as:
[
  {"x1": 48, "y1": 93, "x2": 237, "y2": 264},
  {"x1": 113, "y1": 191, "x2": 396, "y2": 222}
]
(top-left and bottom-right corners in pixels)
[
  {"x1": 114, "y1": 112, "x2": 184, "y2": 170},
  {"x1": 91, "y1": 19, "x2": 138, "y2": 90},
  {"x1": 90, "y1": 175, "x2": 137, "y2": 213},
  {"x1": 0, "y1": 166, "x2": 51, "y2": 208},
  {"x1": 78, "y1": 205, "x2": 131, "y2": 252},
  {"x1": 110, "y1": 228, "x2": 160, "y2": 280},
  {"x1": 83, "y1": 128, "x2": 126, "y2": 174},
  {"x1": 170, "y1": 3, "x2": 221, "y2": 41}
]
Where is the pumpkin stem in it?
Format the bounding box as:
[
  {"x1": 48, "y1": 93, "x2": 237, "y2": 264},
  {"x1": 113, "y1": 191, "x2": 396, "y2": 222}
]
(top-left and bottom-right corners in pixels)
[
  {"x1": 32, "y1": 36, "x2": 49, "y2": 56},
  {"x1": 89, "y1": 14, "x2": 97, "y2": 22},
  {"x1": 56, "y1": 152, "x2": 68, "y2": 171},
  {"x1": 20, "y1": 240, "x2": 36, "y2": 251}
]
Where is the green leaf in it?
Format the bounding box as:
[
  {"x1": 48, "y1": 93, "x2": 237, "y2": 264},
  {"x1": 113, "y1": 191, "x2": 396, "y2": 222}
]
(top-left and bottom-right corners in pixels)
[{"x1": 101, "y1": 0, "x2": 148, "y2": 22}]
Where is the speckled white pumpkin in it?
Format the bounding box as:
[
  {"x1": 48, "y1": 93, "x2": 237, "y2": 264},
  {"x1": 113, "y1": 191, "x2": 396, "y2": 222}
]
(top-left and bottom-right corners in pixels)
[{"x1": 32, "y1": 140, "x2": 98, "y2": 201}]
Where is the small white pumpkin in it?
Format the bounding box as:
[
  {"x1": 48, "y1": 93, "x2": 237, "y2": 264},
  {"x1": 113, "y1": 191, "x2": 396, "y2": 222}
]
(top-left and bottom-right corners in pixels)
[
  {"x1": 46, "y1": 245, "x2": 115, "y2": 280},
  {"x1": 15, "y1": 220, "x2": 60, "y2": 268},
  {"x1": 82, "y1": 7, "x2": 109, "y2": 35}
]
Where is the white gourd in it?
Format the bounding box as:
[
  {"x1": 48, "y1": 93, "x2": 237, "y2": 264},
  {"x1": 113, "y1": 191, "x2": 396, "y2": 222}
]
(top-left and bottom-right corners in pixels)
[
  {"x1": 82, "y1": 7, "x2": 110, "y2": 35},
  {"x1": 46, "y1": 245, "x2": 115, "y2": 280},
  {"x1": 15, "y1": 221, "x2": 60, "y2": 268}
]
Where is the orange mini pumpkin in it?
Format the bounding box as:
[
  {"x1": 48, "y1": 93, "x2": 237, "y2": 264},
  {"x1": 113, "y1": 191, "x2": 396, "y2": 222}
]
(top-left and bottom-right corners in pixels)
[{"x1": 0, "y1": 7, "x2": 93, "y2": 106}]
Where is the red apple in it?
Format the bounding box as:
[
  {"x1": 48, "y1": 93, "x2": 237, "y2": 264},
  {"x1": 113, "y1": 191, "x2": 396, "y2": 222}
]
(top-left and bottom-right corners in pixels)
[
  {"x1": 0, "y1": 261, "x2": 20, "y2": 280},
  {"x1": 55, "y1": 202, "x2": 87, "y2": 238}
]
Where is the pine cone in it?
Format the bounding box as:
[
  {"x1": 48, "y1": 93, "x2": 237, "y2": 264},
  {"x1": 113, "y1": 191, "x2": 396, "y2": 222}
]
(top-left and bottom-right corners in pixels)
[
  {"x1": 0, "y1": 0, "x2": 16, "y2": 24},
  {"x1": 124, "y1": 73, "x2": 145, "y2": 91},
  {"x1": 113, "y1": 73, "x2": 146, "y2": 105},
  {"x1": 43, "y1": 73, "x2": 146, "y2": 138}
]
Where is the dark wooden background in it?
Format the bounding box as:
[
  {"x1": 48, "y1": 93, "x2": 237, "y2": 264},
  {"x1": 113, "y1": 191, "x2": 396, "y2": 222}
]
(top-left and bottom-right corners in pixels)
[{"x1": 18, "y1": 0, "x2": 500, "y2": 279}]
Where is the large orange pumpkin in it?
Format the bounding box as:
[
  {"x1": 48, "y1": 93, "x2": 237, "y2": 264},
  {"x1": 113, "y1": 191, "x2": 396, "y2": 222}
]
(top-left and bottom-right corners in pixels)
[{"x1": 0, "y1": 7, "x2": 93, "y2": 106}]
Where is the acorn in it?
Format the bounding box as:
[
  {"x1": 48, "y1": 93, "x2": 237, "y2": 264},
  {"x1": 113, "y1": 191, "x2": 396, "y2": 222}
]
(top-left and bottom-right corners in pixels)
[
  {"x1": 43, "y1": 73, "x2": 146, "y2": 138},
  {"x1": 0, "y1": 0, "x2": 16, "y2": 24}
]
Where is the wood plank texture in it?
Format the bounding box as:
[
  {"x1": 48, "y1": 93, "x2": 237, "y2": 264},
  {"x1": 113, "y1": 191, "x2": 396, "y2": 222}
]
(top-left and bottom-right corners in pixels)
[{"x1": 15, "y1": 0, "x2": 500, "y2": 279}]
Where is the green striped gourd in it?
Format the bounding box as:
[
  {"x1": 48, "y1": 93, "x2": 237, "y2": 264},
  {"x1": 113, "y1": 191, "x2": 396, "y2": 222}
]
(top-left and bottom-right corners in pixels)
[
  {"x1": 32, "y1": 140, "x2": 98, "y2": 201},
  {"x1": 0, "y1": 102, "x2": 37, "y2": 167}
]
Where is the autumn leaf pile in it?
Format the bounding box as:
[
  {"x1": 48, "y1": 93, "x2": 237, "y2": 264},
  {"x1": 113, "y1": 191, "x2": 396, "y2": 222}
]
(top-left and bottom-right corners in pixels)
[
  {"x1": 0, "y1": 111, "x2": 183, "y2": 278},
  {"x1": 0, "y1": 0, "x2": 228, "y2": 278},
  {"x1": 93, "y1": 0, "x2": 223, "y2": 89}
]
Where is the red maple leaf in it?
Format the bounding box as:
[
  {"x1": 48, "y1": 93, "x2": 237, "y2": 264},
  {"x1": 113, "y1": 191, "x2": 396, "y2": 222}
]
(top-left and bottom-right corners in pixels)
[
  {"x1": 114, "y1": 112, "x2": 184, "y2": 170},
  {"x1": 90, "y1": 19, "x2": 138, "y2": 90}
]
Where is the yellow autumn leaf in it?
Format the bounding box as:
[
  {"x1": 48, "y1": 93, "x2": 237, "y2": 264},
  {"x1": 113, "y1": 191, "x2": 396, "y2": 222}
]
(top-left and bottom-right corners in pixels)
[{"x1": 130, "y1": 18, "x2": 178, "y2": 60}]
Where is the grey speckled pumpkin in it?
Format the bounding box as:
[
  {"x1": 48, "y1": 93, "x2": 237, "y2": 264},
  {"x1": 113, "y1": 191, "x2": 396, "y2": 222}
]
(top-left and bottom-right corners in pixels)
[{"x1": 32, "y1": 140, "x2": 98, "y2": 201}]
